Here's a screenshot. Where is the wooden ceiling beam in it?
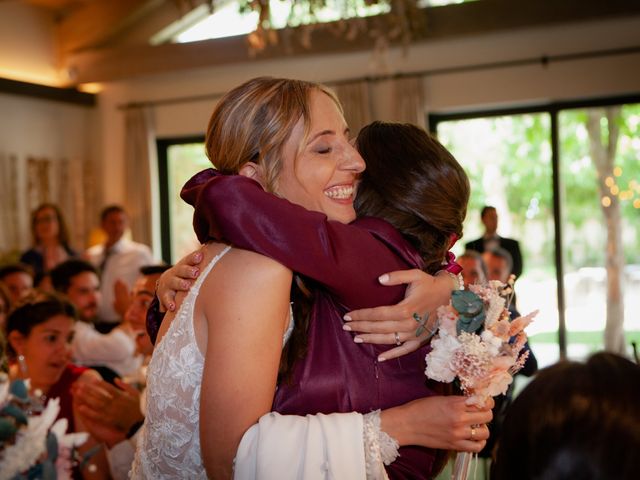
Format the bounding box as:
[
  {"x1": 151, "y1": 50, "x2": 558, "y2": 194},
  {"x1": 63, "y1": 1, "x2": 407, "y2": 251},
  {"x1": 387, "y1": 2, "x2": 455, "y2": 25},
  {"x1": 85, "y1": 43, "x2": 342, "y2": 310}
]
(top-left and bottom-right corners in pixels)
[
  {"x1": 56, "y1": 0, "x2": 164, "y2": 54},
  {"x1": 63, "y1": 0, "x2": 640, "y2": 85}
]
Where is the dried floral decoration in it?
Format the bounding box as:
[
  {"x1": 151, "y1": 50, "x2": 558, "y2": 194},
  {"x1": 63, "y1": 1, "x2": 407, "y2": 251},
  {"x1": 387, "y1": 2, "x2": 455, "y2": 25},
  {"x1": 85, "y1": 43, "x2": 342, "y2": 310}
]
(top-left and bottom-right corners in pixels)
[
  {"x1": 0, "y1": 375, "x2": 90, "y2": 480},
  {"x1": 425, "y1": 277, "x2": 536, "y2": 407}
]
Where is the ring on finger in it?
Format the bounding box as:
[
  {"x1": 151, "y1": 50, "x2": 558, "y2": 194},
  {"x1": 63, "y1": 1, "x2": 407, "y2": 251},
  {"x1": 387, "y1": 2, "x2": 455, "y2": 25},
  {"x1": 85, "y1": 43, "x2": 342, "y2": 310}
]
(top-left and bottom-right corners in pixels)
[{"x1": 394, "y1": 332, "x2": 402, "y2": 346}]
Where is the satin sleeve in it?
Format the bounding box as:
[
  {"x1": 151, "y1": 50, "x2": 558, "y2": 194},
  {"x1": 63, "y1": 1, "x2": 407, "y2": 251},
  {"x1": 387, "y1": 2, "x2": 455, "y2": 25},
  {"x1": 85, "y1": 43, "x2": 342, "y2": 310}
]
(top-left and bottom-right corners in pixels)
[{"x1": 181, "y1": 169, "x2": 424, "y2": 310}]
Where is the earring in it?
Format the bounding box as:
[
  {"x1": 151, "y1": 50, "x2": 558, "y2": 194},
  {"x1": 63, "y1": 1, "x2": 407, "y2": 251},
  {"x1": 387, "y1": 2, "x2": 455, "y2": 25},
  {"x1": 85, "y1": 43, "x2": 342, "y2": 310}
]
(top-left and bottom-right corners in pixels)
[{"x1": 17, "y1": 354, "x2": 28, "y2": 376}]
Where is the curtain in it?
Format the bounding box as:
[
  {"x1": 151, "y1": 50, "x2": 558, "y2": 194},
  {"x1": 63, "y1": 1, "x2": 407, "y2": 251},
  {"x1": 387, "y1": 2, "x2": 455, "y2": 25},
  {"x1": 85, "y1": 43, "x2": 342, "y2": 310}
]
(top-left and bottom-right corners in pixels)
[
  {"x1": 333, "y1": 81, "x2": 373, "y2": 137},
  {"x1": 123, "y1": 106, "x2": 158, "y2": 251},
  {"x1": 392, "y1": 77, "x2": 426, "y2": 129},
  {"x1": 0, "y1": 153, "x2": 21, "y2": 257}
]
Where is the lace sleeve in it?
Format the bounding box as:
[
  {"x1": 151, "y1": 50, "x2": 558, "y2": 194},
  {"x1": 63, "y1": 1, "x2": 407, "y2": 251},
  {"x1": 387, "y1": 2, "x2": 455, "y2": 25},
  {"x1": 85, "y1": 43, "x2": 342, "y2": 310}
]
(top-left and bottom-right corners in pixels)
[{"x1": 362, "y1": 410, "x2": 400, "y2": 480}]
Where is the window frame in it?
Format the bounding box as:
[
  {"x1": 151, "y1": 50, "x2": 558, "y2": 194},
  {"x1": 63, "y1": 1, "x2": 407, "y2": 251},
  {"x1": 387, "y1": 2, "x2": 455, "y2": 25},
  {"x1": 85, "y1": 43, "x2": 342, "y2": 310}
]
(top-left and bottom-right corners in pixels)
[{"x1": 157, "y1": 135, "x2": 205, "y2": 263}]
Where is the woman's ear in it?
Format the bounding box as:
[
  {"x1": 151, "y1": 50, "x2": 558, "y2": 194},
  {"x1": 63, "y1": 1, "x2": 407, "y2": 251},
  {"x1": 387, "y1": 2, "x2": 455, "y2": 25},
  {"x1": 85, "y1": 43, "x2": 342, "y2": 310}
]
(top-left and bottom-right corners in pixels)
[
  {"x1": 8, "y1": 330, "x2": 25, "y2": 355},
  {"x1": 239, "y1": 162, "x2": 266, "y2": 188}
]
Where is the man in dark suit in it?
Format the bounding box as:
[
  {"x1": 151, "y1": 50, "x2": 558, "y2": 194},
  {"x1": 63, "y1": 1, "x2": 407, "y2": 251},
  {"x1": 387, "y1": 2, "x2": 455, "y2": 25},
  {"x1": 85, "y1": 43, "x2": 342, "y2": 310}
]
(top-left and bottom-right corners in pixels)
[{"x1": 465, "y1": 205, "x2": 523, "y2": 279}]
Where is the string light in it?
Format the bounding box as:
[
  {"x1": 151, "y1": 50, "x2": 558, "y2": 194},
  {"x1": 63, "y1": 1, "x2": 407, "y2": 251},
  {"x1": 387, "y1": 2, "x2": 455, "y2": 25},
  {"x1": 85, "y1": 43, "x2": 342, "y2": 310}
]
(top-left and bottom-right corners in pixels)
[{"x1": 600, "y1": 166, "x2": 638, "y2": 208}]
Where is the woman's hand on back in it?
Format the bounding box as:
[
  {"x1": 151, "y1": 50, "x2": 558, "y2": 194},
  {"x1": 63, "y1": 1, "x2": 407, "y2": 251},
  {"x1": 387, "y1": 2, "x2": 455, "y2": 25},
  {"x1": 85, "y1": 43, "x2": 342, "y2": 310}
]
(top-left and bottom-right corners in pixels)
[
  {"x1": 343, "y1": 269, "x2": 454, "y2": 360},
  {"x1": 157, "y1": 248, "x2": 204, "y2": 312}
]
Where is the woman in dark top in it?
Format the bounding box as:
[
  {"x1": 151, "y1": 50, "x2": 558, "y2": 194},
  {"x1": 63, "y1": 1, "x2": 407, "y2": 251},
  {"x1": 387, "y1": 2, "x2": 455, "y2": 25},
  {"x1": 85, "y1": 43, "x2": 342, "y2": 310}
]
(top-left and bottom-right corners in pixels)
[{"x1": 20, "y1": 203, "x2": 77, "y2": 285}]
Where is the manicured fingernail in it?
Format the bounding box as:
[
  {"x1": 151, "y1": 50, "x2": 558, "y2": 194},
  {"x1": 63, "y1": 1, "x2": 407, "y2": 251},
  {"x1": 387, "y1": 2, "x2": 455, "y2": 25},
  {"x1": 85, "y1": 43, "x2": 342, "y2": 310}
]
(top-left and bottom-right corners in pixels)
[
  {"x1": 354, "y1": 337, "x2": 363, "y2": 343},
  {"x1": 191, "y1": 268, "x2": 199, "y2": 278},
  {"x1": 378, "y1": 356, "x2": 387, "y2": 362},
  {"x1": 343, "y1": 314, "x2": 352, "y2": 321},
  {"x1": 169, "y1": 303, "x2": 175, "y2": 311},
  {"x1": 378, "y1": 274, "x2": 389, "y2": 284},
  {"x1": 342, "y1": 324, "x2": 352, "y2": 331}
]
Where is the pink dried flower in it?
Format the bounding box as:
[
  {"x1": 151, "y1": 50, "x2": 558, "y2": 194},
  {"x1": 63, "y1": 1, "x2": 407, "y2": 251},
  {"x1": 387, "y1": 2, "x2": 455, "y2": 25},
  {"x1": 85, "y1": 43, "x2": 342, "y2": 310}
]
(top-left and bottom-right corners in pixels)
[{"x1": 509, "y1": 310, "x2": 538, "y2": 337}]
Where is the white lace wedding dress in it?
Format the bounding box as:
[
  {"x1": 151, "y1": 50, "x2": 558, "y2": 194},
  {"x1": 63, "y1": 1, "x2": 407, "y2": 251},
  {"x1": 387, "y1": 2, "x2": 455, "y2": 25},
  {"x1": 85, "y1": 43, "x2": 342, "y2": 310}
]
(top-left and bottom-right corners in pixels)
[{"x1": 131, "y1": 245, "x2": 294, "y2": 479}]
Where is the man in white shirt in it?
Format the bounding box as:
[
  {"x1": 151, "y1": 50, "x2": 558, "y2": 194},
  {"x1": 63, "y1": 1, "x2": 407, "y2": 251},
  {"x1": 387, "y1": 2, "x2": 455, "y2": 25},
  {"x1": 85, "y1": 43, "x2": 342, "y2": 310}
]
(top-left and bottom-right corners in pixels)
[
  {"x1": 86, "y1": 205, "x2": 154, "y2": 332},
  {"x1": 50, "y1": 259, "x2": 142, "y2": 379}
]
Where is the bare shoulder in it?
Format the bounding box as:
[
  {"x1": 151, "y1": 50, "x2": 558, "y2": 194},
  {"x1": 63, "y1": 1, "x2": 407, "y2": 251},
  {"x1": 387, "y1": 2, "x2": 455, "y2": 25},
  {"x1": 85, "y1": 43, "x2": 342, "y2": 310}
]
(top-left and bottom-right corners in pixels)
[
  {"x1": 195, "y1": 246, "x2": 293, "y2": 349},
  {"x1": 214, "y1": 247, "x2": 292, "y2": 286}
]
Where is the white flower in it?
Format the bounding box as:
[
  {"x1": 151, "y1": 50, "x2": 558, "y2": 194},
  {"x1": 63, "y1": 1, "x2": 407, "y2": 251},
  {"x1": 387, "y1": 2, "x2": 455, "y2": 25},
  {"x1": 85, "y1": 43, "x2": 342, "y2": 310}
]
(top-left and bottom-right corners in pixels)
[
  {"x1": 0, "y1": 399, "x2": 59, "y2": 480},
  {"x1": 436, "y1": 305, "x2": 458, "y2": 337},
  {"x1": 480, "y1": 330, "x2": 501, "y2": 356},
  {"x1": 425, "y1": 331, "x2": 461, "y2": 383}
]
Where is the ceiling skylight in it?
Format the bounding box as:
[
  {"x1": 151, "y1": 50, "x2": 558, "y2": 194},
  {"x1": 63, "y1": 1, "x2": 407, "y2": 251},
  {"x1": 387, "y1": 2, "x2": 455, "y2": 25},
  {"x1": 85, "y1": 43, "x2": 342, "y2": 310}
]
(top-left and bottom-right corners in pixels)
[{"x1": 172, "y1": 0, "x2": 475, "y2": 44}]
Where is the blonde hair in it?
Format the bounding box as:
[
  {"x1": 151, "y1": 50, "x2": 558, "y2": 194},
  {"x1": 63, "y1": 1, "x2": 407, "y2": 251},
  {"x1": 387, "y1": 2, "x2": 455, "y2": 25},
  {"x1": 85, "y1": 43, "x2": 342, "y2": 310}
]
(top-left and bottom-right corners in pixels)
[{"x1": 205, "y1": 77, "x2": 342, "y2": 192}]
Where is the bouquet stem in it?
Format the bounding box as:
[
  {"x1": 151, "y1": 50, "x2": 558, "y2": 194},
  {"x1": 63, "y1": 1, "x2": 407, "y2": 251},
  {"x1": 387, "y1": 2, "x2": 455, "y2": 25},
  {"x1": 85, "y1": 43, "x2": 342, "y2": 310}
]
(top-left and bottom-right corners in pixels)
[{"x1": 451, "y1": 451, "x2": 472, "y2": 480}]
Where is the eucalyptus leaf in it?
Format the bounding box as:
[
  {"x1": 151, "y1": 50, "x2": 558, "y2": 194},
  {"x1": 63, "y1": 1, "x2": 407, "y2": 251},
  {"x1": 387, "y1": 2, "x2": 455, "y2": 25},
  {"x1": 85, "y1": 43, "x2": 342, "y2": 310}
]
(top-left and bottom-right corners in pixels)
[
  {"x1": 452, "y1": 290, "x2": 485, "y2": 335},
  {"x1": 47, "y1": 431, "x2": 59, "y2": 461},
  {"x1": 1, "y1": 404, "x2": 28, "y2": 425},
  {"x1": 9, "y1": 379, "x2": 28, "y2": 400},
  {"x1": 0, "y1": 417, "x2": 17, "y2": 441},
  {"x1": 41, "y1": 459, "x2": 57, "y2": 480}
]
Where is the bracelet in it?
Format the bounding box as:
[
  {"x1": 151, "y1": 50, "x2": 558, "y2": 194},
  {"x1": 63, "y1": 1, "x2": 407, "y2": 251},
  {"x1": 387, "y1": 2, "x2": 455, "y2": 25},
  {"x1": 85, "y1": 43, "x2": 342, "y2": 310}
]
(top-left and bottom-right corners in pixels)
[{"x1": 437, "y1": 270, "x2": 464, "y2": 291}]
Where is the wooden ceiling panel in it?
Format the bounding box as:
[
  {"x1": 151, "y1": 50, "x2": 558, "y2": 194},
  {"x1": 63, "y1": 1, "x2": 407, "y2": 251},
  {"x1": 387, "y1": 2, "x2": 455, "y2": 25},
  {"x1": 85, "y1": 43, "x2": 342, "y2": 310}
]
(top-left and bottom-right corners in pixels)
[{"x1": 24, "y1": 0, "x2": 87, "y2": 12}]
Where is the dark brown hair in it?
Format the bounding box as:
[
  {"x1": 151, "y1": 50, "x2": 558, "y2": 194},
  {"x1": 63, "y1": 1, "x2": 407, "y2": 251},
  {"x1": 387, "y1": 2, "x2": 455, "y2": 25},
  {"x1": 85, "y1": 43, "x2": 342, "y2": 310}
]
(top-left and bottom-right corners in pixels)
[
  {"x1": 355, "y1": 122, "x2": 470, "y2": 273},
  {"x1": 6, "y1": 291, "x2": 77, "y2": 357},
  {"x1": 492, "y1": 352, "x2": 640, "y2": 480},
  {"x1": 30, "y1": 203, "x2": 71, "y2": 248}
]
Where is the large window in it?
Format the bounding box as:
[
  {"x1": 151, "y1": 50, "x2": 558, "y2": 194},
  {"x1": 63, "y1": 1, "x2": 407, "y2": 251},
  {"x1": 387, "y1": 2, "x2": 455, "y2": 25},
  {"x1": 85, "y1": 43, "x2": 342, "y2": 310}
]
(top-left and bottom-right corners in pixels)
[
  {"x1": 431, "y1": 96, "x2": 640, "y2": 366},
  {"x1": 157, "y1": 137, "x2": 208, "y2": 263}
]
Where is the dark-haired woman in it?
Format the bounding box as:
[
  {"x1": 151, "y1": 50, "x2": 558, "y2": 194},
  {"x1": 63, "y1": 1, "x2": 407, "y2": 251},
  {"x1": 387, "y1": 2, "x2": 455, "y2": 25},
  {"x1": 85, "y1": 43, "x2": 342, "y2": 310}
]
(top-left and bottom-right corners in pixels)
[
  {"x1": 157, "y1": 120, "x2": 491, "y2": 478},
  {"x1": 7, "y1": 292, "x2": 109, "y2": 479},
  {"x1": 20, "y1": 203, "x2": 78, "y2": 285},
  {"x1": 492, "y1": 352, "x2": 640, "y2": 480}
]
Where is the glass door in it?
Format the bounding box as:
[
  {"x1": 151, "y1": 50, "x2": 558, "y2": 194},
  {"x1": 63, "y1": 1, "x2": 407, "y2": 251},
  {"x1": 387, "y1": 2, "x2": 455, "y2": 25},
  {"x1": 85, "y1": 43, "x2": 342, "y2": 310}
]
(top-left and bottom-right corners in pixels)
[
  {"x1": 558, "y1": 104, "x2": 640, "y2": 360},
  {"x1": 436, "y1": 113, "x2": 559, "y2": 367}
]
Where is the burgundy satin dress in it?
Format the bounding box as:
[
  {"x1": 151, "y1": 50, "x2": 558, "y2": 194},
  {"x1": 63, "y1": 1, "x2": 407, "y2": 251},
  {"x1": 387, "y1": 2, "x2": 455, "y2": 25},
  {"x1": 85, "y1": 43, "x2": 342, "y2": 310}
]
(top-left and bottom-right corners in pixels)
[{"x1": 178, "y1": 169, "x2": 448, "y2": 479}]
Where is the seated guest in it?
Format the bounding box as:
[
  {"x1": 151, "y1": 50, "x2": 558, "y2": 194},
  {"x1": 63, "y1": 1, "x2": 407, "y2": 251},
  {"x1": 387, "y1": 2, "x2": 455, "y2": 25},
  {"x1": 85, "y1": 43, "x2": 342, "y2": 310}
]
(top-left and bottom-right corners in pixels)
[
  {"x1": 0, "y1": 263, "x2": 34, "y2": 305},
  {"x1": 6, "y1": 291, "x2": 109, "y2": 479},
  {"x1": 492, "y1": 352, "x2": 640, "y2": 480},
  {"x1": 74, "y1": 264, "x2": 169, "y2": 480},
  {"x1": 458, "y1": 250, "x2": 488, "y2": 288},
  {"x1": 0, "y1": 283, "x2": 9, "y2": 331},
  {"x1": 51, "y1": 259, "x2": 142, "y2": 380},
  {"x1": 20, "y1": 203, "x2": 78, "y2": 284},
  {"x1": 85, "y1": 205, "x2": 154, "y2": 332},
  {"x1": 483, "y1": 247, "x2": 521, "y2": 315}
]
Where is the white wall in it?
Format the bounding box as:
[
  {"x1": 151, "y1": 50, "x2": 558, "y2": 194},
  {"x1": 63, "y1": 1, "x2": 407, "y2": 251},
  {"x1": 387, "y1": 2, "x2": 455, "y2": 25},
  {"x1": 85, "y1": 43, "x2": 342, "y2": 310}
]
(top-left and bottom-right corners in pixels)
[
  {"x1": 97, "y1": 15, "x2": 640, "y2": 204},
  {"x1": 0, "y1": 92, "x2": 99, "y2": 251}
]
